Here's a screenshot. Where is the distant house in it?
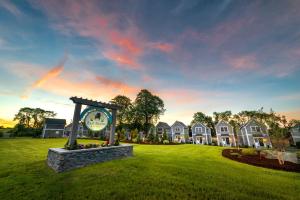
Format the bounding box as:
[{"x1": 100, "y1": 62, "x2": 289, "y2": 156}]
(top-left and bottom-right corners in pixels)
[
  {"x1": 215, "y1": 120, "x2": 236, "y2": 147},
  {"x1": 191, "y1": 122, "x2": 212, "y2": 144},
  {"x1": 64, "y1": 122, "x2": 89, "y2": 138},
  {"x1": 290, "y1": 123, "x2": 300, "y2": 145},
  {"x1": 156, "y1": 122, "x2": 171, "y2": 139},
  {"x1": 42, "y1": 118, "x2": 66, "y2": 138},
  {"x1": 238, "y1": 119, "x2": 272, "y2": 148},
  {"x1": 171, "y1": 121, "x2": 188, "y2": 143}
]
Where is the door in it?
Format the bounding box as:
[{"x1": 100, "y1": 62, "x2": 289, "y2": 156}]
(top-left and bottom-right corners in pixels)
[
  {"x1": 195, "y1": 136, "x2": 202, "y2": 144},
  {"x1": 254, "y1": 138, "x2": 260, "y2": 148},
  {"x1": 222, "y1": 138, "x2": 226, "y2": 146},
  {"x1": 225, "y1": 137, "x2": 230, "y2": 145}
]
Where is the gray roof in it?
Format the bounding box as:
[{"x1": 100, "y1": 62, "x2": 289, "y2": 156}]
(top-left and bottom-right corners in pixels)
[
  {"x1": 156, "y1": 122, "x2": 171, "y2": 129},
  {"x1": 293, "y1": 123, "x2": 300, "y2": 129},
  {"x1": 192, "y1": 122, "x2": 209, "y2": 129},
  {"x1": 45, "y1": 118, "x2": 66, "y2": 125},
  {"x1": 171, "y1": 121, "x2": 187, "y2": 128},
  {"x1": 240, "y1": 118, "x2": 266, "y2": 129},
  {"x1": 215, "y1": 120, "x2": 233, "y2": 128}
]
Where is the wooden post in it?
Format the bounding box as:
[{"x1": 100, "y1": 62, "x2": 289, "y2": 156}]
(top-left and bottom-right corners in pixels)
[
  {"x1": 69, "y1": 103, "x2": 82, "y2": 147},
  {"x1": 109, "y1": 109, "x2": 117, "y2": 145}
]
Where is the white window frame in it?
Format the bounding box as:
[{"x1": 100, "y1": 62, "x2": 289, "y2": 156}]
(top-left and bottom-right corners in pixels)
[
  {"x1": 220, "y1": 126, "x2": 228, "y2": 132},
  {"x1": 250, "y1": 126, "x2": 261, "y2": 132},
  {"x1": 175, "y1": 127, "x2": 181, "y2": 132},
  {"x1": 195, "y1": 127, "x2": 202, "y2": 133}
]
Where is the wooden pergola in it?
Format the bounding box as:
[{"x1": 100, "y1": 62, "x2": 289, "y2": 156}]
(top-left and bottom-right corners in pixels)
[{"x1": 68, "y1": 97, "x2": 121, "y2": 147}]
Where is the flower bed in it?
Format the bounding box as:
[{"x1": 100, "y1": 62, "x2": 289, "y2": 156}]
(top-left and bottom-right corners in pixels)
[{"x1": 222, "y1": 149, "x2": 300, "y2": 173}]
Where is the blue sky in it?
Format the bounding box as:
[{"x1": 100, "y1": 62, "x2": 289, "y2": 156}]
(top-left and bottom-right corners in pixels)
[{"x1": 0, "y1": 0, "x2": 299, "y2": 125}]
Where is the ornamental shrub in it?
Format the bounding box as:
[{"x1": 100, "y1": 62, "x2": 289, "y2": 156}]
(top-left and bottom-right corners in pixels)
[
  {"x1": 241, "y1": 148, "x2": 258, "y2": 156},
  {"x1": 64, "y1": 139, "x2": 78, "y2": 150},
  {"x1": 132, "y1": 138, "x2": 137, "y2": 143},
  {"x1": 114, "y1": 139, "x2": 120, "y2": 146},
  {"x1": 163, "y1": 140, "x2": 169, "y2": 144}
]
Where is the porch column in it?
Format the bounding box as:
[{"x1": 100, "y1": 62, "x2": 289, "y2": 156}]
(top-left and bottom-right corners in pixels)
[
  {"x1": 69, "y1": 103, "x2": 82, "y2": 147},
  {"x1": 109, "y1": 109, "x2": 117, "y2": 145}
]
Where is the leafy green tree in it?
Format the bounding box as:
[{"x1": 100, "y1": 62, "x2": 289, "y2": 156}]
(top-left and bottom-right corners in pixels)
[
  {"x1": 110, "y1": 95, "x2": 132, "y2": 127},
  {"x1": 134, "y1": 89, "x2": 165, "y2": 135},
  {"x1": 14, "y1": 107, "x2": 55, "y2": 128},
  {"x1": 213, "y1": 111, "x2": 232, "y2": 124}
]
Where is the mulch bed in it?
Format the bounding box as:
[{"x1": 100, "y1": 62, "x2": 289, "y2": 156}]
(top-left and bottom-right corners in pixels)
[{"x1": 222, "y1": 149, "x2": 300, "y2": 173}]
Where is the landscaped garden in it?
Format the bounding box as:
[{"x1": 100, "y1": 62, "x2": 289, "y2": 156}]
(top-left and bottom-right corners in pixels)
[{"x1": 0, "y1": 138, "x2": 299, "y2": 200}]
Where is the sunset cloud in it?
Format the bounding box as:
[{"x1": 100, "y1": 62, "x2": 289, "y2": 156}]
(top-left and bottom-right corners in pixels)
[
  {"x1": 31, "y1": 0, "x2": 146, "y2": 70},
  {"x1": 103, "y1": 52, "x2": 139, "y2": 69},
  {"x1": 225, "y1": 54, "x2": 259, "y2": 70},
  {"x1": 152, "y1": 42, "x2": 174, "y2": 53},
  {"x1": 21, "y1": 55, "x2": 67, "y2": 99}
]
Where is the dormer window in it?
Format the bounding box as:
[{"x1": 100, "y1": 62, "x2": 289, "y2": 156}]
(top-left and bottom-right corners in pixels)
[
  {"x1": 157, "y1": 127, "x2": 163, "y2": 132},
  {"x1": 250, "y1": 126, "x2": 261, "y2": 132},
  {"x1": 195, "y1": 127, "x2": 202, "y2": 133},
  {"x1": 175, "y1": 127, "x2": 180, "y2": 132},
  {"x1": 220, "y1": 126, "x2": 228, "y2": 132}
]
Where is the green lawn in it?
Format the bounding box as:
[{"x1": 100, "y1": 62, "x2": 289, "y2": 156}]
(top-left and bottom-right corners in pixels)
[{"x1": 0, "y1": 138, "x2": 299, "y2": 200}]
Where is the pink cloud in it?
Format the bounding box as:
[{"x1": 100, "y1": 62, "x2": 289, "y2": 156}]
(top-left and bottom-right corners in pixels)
[
  {"x1": 21, "y1": 55, "x2": 68, "y2": 99},
  {"x1": 225, "y1": 54, "x2": 259, "y2": 70},
  {"x1": 103, "y1": 52, "x2": 139, "y2": 69},
  {"x1": 32, "y1": 1, "x2": 182, "y2": 70},
  {"x1": 141, "y1": 75, "x2": 154, "y2": 82},
  {"x1": 152, "y1": 42, "x2": 174, "y2": 53}
]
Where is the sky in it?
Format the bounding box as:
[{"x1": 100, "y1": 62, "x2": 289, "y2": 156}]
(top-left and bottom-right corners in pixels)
[{"x1": 0, "y1": 0, "x2": 300, "y2": 126}]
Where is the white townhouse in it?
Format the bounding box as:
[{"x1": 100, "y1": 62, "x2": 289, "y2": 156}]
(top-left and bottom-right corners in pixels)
[
  {"x1": 215, "y1": 120, "x2": 236, "y2": 147},
  {"x1": 238, "y1": 119, "x2": 272, "y2": 148},
  {"x1": 171, "y1": 121, "x2": 189, "y2": 143},
  {"x1": 191, "y1": 122, "x2": 212, "y2": 144}
]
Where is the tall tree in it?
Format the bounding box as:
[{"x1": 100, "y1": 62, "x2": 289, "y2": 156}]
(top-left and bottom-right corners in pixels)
[
  {"x1": 14, "y1": 107, "x2": 35, "y2": 128},
  {"x1": 134, "y1": 89, "x2": 165, "y2": 134},
  {"x1": 14, "y1": 107, "x2": 56, "y2": 129},
  {"x1": 213, "y1": 111, "x2": 232, "y2": 124},
  {"x1": 110, "y1": 95, "x2": 132, "y2": 126}
]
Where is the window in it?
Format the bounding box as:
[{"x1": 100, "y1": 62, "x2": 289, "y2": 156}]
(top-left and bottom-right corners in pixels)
[
  {"x1": 195, "y1": 127, "x2": 202, "y2": 133},
  {"x1": 157, "y1": 127, "x2": 163, "y2": 132},
  {"x1": 220, "y1": 126, "x2": 228, "y2": 132},
  {"x1": 175, "y1": 127, "x2": 180, "y2": 132},
  {"x1": 250, "y1": 126, "x2": 261, "y2": 132}
]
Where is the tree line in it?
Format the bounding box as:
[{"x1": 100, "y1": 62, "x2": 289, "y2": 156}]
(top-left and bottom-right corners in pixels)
[
  {"x1": 10, "y1": 88, "x2": 299, "y2": 141},
  {"x1": 11, "y1": 108, "x2": 56, "y2": 137}
]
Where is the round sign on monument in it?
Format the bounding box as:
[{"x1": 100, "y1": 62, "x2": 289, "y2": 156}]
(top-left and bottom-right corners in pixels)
[{"x1": 84, "y1": 110, "x2": 109, "y2": 131}]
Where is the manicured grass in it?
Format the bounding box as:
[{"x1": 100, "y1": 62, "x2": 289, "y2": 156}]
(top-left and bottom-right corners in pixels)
[{"x1": 0, "y1": 138, "x2": 299, "y2": 200}]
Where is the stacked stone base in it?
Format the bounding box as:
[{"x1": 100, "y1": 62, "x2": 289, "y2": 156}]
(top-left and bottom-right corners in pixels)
[{"x1": 47, "y1": 144, "x2": 133, "y2": 172}]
